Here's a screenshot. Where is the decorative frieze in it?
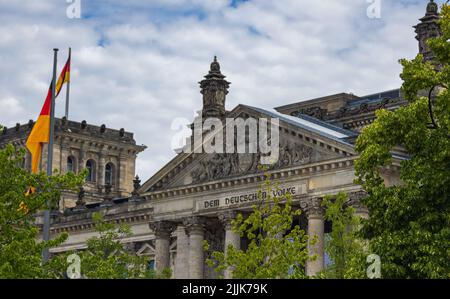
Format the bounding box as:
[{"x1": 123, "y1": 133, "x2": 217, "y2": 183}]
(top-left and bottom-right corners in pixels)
[{"x1": 146, "y1": 157, "x2": 357, "y2": 200}]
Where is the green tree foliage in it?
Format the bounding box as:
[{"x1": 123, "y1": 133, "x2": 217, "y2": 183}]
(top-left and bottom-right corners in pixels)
[
  {"x1": 0, "y1": 144, "x2": 84, "y2": 278},
  {"x1": 205, "y1": 172, "x2": 311, "y2": 279},
  {"x1": 354, "y1": 4, "x2": 450, "y2": 279},
  {"x1": 52, "y1": 212, "x2": 171, "y2": 279},
  {"x1": 319, "y1": 193, "x2": 367, "y2": 279}
]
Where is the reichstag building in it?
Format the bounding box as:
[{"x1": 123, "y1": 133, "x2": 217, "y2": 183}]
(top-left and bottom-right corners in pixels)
[{"x1": 0, "y1": 1, "x2": 440, "y2": 279}]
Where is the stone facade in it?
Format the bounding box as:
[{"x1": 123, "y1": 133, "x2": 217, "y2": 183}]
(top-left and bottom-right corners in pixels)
[
  {"x1": 43, "y1": 56, "x2": 404, "y2": 278},
  {"x1": 0, "y1": 1, "x2": 438, "y2": 279},
  {"x1": 0, "y1": 118, "x2": 146, "y2": 209}
]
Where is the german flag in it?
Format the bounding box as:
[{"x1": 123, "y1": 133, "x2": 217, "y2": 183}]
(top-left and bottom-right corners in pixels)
[
  {"x1": 26, "y1": 53, "x2": 70, "y2": 174},
  {"x1": 26, "y1": 85, "x2": 52, "y2": 174},
  {"x1": 55, "y1": 54, "x2": 70, "y2": 97}
]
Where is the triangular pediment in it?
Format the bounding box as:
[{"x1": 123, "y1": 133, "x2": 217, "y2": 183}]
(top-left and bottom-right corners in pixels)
[{"x1": 140, "y1": 105, "x2": 356, "y2": 193}]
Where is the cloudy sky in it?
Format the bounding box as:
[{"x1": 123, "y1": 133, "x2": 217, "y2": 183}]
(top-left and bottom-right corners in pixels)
[{"x1": 0, "y1": 0, "x2": 440, "y2": 180}]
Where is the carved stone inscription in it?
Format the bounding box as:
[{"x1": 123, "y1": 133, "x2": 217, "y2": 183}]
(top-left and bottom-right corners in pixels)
[{"x1": 198, "y1": 181, "x2": 308, "y2": 211}]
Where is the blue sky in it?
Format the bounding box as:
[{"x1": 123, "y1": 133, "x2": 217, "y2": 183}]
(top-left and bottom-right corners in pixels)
[{"x1": 0, "y1": 0, "x2": 444, "y2": 180}]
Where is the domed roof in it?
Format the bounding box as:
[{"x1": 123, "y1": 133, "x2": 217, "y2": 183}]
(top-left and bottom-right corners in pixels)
[
  {"x1": 210, "y1": 56, "x2": 221, "y2": 74},
  {"x1": 426, "y1": 0, "x2": 438, "y2": 16}
]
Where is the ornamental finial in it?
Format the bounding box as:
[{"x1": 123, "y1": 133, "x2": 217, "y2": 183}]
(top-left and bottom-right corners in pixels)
[{"x1": 426, "y1": 0, "x2": 438, "y2": 16}]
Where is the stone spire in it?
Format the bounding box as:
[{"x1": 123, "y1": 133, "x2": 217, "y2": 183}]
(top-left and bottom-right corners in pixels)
[
  {"x1": 414, "y1": 0, "x2": 441, "y2": 61},
  {"x1": 199, "y1": 56, "x2": 230, "y2": 119}
]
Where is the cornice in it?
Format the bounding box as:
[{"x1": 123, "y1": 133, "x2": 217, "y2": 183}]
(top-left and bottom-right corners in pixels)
[
  {"x1": 49, "y1": 207, "x2": 153, "y2": 234},
  {"x1": 142, "y1": 156, "x2": 359, "y2": 200}
]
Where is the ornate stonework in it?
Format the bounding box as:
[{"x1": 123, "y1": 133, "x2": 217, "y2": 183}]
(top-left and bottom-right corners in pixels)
[
  {"x1": 191, "y1": 153, "x2": 258, "y2": 183},
  {"x1": 199, "y1": 56, "x2": 230, "y2": 119},
  {"x1": 218, "y1": 210, "x2": 238, "y2": 230},
  {"x1": 188, "y1": 142, "x2": 313, "y2": 184},
  {"x1": 0, "y1": 117, "x2": 146, "y2": 209},
  {"x1": 8, "y1": 1, "x2": 435, "y2": 279},
  {"x1": 276, "y1": 90, "x2": 405, "y2": 133},
  {"x1": 184, "y1": 216, "x2": 207, "y2": 233},
  {"x1": 300, "y1": 197, "x2": 324, "y2": 218},
  {"x1": 414, "y1": 0, "x2": 441, "y2": 62},
  {"x1": 150, "y1": 221, "x2": 174, "y2": 238},
  {"x1": 300, "y1": 106, "x2": 327, "y2": 120},
  {"x1": 347, "y1": 190, "x2": 369, "y2": 215}
]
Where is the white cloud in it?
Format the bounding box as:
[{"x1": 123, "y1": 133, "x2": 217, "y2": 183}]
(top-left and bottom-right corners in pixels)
[{"x1": 0, "y1": 0, "x2": 438, "y2": 181}]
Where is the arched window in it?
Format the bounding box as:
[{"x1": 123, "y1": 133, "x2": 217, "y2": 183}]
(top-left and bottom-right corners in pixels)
[
  {"x1": 67, "y1": 156, "x2": 76, "y2": 173},
  {"x1": 86, "y1": 159, "x2": 96, "y2": 182},
  {"x1": 105, "y1": 162, "x2": 115, "y2": 186}
]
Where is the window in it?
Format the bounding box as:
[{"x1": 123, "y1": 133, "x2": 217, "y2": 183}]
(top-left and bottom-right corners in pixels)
[
  {"x1": 105, "y1": 162, "x2": 114, "y2": 186},
  {"x1": 67, "y1": 156, "x2": 75, "y2": 173},
  {"x1": 86, "y1": 159, "x2": 96, "y2": 182},
  {"x1": 147, "y1": 260, "x2": 155, "y2": 270}
]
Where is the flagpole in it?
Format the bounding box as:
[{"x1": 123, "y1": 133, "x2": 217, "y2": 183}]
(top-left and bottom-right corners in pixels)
[
  {"x1": 42, "y1": 48, "x2": 58, "y2": 262},
  {"x1": 64, "y1": 47, "x2": 71, "y2": 120}
]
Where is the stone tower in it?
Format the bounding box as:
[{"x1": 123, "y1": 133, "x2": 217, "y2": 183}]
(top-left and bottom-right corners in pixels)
[
  {"x1": 414, "y1": 0, "x2": 441, "y2": 61},
  {"x1": 0, "y1": 118, "x2": 146, "y2": 209},
  {"x1": 199, "y1": 56, "x2": 231, "y2": 119}
]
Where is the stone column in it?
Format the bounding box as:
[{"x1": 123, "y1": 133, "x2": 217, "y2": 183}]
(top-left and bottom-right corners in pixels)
[
  {"x1": 301, "y1": 197, "x2": 325, "y2": 277},
  {"x1": 186, "y1": 217, "x2": 206, "y2": 279},
  {"x1": 98, "y1": 147, "x2": 107, "y2": 186},
  {"x1": 117, "y1": 151, "x2": 128, "y2": 195},
  {"x1": 347, "y1": 191, "x2": 370, "y2": 252},
  {"x1": 348, "y1": 191, "x2": 370, "y2": 219},
  {"x1": 151, "y1": 221, "x2": 173, "y2": 274},
  {"x1": 60, "y1": 137, "x2": 70, "y2": 173},
  {"x1": 78, "y1": 142, "x2": 86, "y2": 172},
  {"x1": 174, "y1": 224, "x2": 189, "y2": 279},
  {"x1": 219, "y1": 211, "x2": 240, "y2": 279}
]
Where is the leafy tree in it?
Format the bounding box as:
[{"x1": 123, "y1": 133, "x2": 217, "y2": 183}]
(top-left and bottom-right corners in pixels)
[
  {"x1": 52, "y1": 212, "x2": 171, "y2": 279},
  {"x1": 205, "y1": 172, "x2": 311, "y2": 279},
  {"x1": 0, "y1": 144, "x2": 84, "y2": 278},
  {"x1": 354, "y1": 4, "x2": 450, "y2": 279},
  {"x1": 318, "y1": 193, "x2": 367, "y2": 279}
]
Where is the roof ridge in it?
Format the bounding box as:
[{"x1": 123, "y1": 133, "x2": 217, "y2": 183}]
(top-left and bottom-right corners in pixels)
[{"x1": 295, "y1": 113, "x2": 358, "y2": 137}]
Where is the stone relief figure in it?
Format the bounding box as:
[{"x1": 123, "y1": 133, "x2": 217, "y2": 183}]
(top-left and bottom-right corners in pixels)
[
  {"x1": 278, "y1": 144, "x2": 293, "y2": 166},
  {"x1": 190, "y1": 142, "x2": 313, "y2": 183},
  {"x1": 191, "y1": 153, "x2": 237, "y2": 182},
  {"x1": 191, "y1": 166, "x2": 207, "y2": 182},
  {"x1": 295, "y1": 143, "x2": 313, "y2": 164},
  {"x1": 273, "y1": 142, "x2": 312, "y2": 169},
  {"x1": 300, "y1": 106, "x2": 327, "y2": 120}
]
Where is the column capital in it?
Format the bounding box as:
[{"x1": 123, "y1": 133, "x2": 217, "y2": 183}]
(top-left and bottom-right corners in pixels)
[
  {"x1": 218, "y1": 211, "x2": 238, "y2": 230},
  {"x1": 300, "y1": 197, "x2": 324, "y2": 219},
  {"x1": 184, "y1": 216, "x2": 206, "y2": 235},
  {"x1": 150, "y1": 221, "x2": 174, "y2": 238},
  {"x1": 346, "y1": 190, "x2": 369, "y2": 215}
]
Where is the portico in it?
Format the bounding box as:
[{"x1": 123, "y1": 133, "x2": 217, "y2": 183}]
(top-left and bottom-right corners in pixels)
[{"x1": 143, "y1": 153, "x2": 379, "y2": 278}]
